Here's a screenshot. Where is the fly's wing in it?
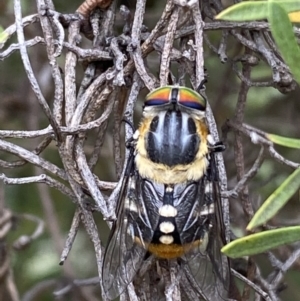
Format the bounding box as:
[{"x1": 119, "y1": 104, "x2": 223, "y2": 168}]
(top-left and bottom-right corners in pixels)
[
  {"x1": 102, "y1": 152, "x2": 141, "y2": 300},
  {"x1": 102, "y1": 186, "x2": 145, "y2": 299},
  {"x1": 183, "y1": 211, "x2": 229, "y2": 301},
  {"x1": 175, "y1": 154, "x2": 229, "y2": 300},
  {"x1": 102, "y1": 162, "x2": 160, "y2": 300},
  {"x1": 208, "y1": 153, "x2": 230, "y2": 299}
]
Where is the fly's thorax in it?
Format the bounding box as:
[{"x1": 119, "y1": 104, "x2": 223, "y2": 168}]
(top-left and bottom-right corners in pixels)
[
  {"x1": 135, "y1": 110, "x2": 210, "y2": 184},
  {"x1": 146, "y1": 110, "x2": 200, "y2": 165}
]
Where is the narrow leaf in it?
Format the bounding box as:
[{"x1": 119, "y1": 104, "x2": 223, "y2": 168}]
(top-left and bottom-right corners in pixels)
[
  {"x1": 222, "y1": 226, "x2": 300, "y2": 258},
  {"x1": 266, "y1": 133, "x2": 300, "y2": 149},
  {"x1": 268, "y1": 2, "x2": 300, "y2": 84},
  {"x1": 216, "y1": 1, "x2": 300, "y2": 21},
  {"x1": 216, "y1": 2, "x2": 269, "y2": 21},
  {"x1": 0, "y1": 26, "x2": 8, "y2": 44},
  {"x1": 247, "y1": 168, "x2": 300, "y2": 230}
]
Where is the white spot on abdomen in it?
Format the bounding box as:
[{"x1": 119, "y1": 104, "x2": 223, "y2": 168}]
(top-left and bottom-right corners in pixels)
[
  {"x1": 166, "y1": 186, "x2": 173, "y2": 192},
  {"x1": 159, "y1": 205, "x2": 178, "y2": 217},
  {"x1": 159, "y1": 221, "x2": 175, "y2": 234},
  {"x1": 159, "y1": 235, "x2": 174, "y2": 245}
]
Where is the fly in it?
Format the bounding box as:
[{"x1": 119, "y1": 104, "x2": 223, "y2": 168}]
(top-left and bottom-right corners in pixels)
[{"x1": 102, "y1": 85, "x2": 229, "y2": 300}]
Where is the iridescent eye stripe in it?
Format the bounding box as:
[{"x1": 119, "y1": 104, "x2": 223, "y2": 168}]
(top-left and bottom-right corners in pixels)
[
  {"x1": 178, "y1": 87, "x2": 206, "y2": 111},
  {"x1": 145, "y1": 86, "x2": 171, "y2": 106},
  {"x1": 145, "y1": 86, "x2": 206, "y2": 111}
]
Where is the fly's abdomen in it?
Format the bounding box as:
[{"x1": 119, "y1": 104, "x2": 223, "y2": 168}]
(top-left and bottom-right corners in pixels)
[{"x1": 146, "y1": 111, "x2": 200, "y2": 166}]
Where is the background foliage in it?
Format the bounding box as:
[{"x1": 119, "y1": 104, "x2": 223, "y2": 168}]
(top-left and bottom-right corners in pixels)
[{"x1": 0, "y1": 0, "x2": 300, "y2": 301}]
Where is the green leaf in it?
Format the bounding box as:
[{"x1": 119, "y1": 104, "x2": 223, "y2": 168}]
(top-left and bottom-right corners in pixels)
[
  {"x1": 222, "y1": 226, "x2": 300, "y2": 258},
  {"x1": 247, "y1": 167, "x2": 300, "y2": 230},
  {"x1": 268, "y1": 2, "x2": 300, "y2": 84},
  {"x1": 216, "y1": 1, "x2": 300, "y2": 21},
  {"x1": 0, "y1": 26, "x2": 8, "y2": 44},
  {"x1": 216, "y1": 2, "x2": 269, "y2": 21},
  {"x1": 266, "y1": 133, "x2": 300, "y2": 148}
]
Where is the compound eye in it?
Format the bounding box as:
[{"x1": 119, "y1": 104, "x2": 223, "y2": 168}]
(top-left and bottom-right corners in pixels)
[
  {"x1": 145, "y1": 86, "x2": 172, "y2": 107},
  {"x1": 177, "y1": 87, "x2": 206, "y2": 111},
  {"x1": 145, "y1": 86, "x2": 206, "y2": 111}
]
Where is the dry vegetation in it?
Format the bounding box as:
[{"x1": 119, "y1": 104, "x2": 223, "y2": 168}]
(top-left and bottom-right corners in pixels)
[{"x1": 0, "y1": 0, "x2": 299, "y2": 300}]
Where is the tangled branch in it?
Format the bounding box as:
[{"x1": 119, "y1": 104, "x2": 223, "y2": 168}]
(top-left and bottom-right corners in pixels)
[{"x1": 0, "y1": 0, "x2": 299, "y2": 300}]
